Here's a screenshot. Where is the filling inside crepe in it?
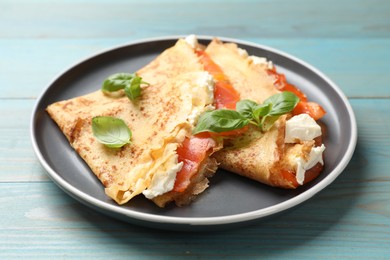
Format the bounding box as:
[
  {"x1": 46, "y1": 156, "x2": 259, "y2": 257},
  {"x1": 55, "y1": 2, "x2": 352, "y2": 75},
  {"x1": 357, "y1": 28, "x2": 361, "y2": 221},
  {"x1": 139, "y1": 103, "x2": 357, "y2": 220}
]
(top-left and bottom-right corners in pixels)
[
  {"x1": 186, "y1": 35, "x2": 327, "y2": 188},
  {"x1": 47, "y1": 39, "x2": 223, "y2": 207},
  {"x1": 47, "y1": 35, "x2": 329, "y2": 210}
]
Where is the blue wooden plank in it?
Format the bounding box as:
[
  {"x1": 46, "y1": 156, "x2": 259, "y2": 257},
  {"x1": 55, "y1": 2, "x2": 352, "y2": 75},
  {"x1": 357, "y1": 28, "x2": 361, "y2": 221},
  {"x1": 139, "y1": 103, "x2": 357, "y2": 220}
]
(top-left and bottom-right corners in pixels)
[
  {"x1": 0, "y1": 99, "x2": 49, "y2": 182},
  {"x1": 1, "y1": 39, "x2": 389, "y2": 98},
  {"x1": 0, "y1": 0, "x2": 389, "y2": 38},
  {"x1": 0, "y1": 168, "x2": 389, "y2": 258},
  {"x1": 0, "y1": 39, "x2": 125, "y2": 98}
]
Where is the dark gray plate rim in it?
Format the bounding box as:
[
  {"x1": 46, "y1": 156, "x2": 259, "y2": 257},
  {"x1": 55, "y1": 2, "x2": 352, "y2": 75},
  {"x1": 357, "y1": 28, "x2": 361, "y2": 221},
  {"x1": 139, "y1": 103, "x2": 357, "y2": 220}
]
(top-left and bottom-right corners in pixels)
[{"x1": 30, "y1": 35, "x2": 357, "y2": 230}]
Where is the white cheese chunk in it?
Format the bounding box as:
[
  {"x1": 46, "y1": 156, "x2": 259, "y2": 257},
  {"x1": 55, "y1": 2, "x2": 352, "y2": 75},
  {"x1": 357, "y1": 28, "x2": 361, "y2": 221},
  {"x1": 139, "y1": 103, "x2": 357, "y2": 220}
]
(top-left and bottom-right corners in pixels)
[
  {"x1": 196, "y1": 71, "x2": 215, "y2": 105},
  {"x1": 185, "y1": 72, "x2": 215, "y2": 125},
  {"x1": 285, "y1": 114, "x2": 322, "y2": 143},
  {"x1": 184, "y1": 34, "x2": 199, "y2": 49},
  {"x1": 142, "y1": 71, "x2": 216, "y2": 199},
  {"x1": 237, "y1": 47, "x2": 249, "y2": 58},
  {"x1": 142, "y1": 161, "x2": 183, "y2": 199},
  {"x1": 295, "y1": 144, "x2": 326, "y2": 185},
  {"x1": 249, "y1": 55, "x2": 273, "y2": 69}
]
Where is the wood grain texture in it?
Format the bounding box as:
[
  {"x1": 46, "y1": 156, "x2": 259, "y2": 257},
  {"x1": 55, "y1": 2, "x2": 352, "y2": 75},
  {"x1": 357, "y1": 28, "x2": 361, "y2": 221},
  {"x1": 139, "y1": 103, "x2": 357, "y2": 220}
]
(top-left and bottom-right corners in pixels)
[
  {"x1": 0, "y1": 164, "x2": 389, "y2": 258},
  {"x1": 0, "y1": 100, "x2": 49, "y2": 182},
  {"x1": 1, "y1": 0, "x2": 389, "y2": 39},
  {"x1": 1, "y1": 39, "x2": 389, "y2": 99},
  {"x1": 1, "y1": 0, "x2": 389, "y2": 258}
]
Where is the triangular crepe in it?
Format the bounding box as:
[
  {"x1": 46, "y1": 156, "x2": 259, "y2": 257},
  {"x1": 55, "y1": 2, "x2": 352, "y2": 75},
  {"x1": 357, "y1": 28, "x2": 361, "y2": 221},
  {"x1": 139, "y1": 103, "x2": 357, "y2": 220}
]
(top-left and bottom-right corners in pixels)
[
  {"x1": 204, "y1": 39, "x2": 325, "y2": 188},
  {"x1": 47, "y1": 39, "x2": 221, "y2": 207}
]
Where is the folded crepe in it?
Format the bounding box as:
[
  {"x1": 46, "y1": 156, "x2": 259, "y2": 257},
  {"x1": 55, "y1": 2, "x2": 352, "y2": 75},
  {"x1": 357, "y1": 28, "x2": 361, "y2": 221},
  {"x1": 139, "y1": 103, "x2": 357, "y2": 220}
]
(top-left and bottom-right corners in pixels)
[
  {"x1": 47, "y1": 39, "x2": 222, "y2": 207},
  {"x1": 202, "y1": 39, "x2": 326, "y2": 188}
]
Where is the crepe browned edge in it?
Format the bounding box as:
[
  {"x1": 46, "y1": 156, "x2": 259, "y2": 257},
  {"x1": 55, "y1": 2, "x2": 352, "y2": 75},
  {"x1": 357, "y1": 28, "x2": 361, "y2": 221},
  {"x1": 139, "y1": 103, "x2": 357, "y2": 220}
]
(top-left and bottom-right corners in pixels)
[
  {"x1": 205, "y1": 39, "x2": 324, "y2": 188},
  {"x1": 46, "y1": 39, "x2": 222, "y2": 207}
]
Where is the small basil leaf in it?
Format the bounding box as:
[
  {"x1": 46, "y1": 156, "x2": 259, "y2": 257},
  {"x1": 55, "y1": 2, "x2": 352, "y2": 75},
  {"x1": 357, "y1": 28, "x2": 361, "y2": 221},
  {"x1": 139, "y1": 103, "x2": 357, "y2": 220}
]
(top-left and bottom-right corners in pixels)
[
  {"x1": 264, "y1": 91, "x2": 299, "y2": 116},
  {"x1": 236, "y1": 99, "x2": 259, "y2": 119},
  {"x1": 193, "y1": 110, "x2": 249, "y2": 135},
  {"x1": 102, "y1": 73, "x2": 148, "y2": 101},
  {"x1": 102, "y1": 73, "x2": 136, "y2": 93},
  {"x1": 124, "y1": 77, "x2": 142, "y2": 100},
  {"x1": 253, "y1": 103, "x2": 272, "y2": 119},
  {"x1": 92, "y1": 116, "x2": 132, "y2": 148}
]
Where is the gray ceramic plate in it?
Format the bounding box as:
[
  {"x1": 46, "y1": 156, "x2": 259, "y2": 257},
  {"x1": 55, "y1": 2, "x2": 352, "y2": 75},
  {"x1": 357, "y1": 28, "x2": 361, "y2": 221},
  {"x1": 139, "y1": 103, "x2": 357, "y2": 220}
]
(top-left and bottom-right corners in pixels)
[{"x1": 30, "y1": 36, "x2": 357, "y2": 231}]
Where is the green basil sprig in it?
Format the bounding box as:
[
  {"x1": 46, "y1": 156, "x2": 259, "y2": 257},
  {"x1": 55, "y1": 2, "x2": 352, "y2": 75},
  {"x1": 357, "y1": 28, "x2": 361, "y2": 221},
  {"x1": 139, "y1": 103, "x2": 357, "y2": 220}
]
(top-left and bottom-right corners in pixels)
[
  {"x1": 102, "y1": 73, "x2": 149, "y2": 100},
  {"x1": 193, "y1": 92, "x2": 299, "y2": 135},
  {"x1": 92, "y1": 116, "x2": 132, "y2": 148},
  {"x1": 193, "y1": 110, "x2": 250, "y2": 134}
]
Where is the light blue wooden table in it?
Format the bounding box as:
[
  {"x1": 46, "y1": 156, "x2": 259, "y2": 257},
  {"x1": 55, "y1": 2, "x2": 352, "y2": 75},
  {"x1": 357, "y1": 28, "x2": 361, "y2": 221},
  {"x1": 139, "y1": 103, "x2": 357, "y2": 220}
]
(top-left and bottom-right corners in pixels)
[{"x1": 1, "y1": 0, "x2": 389, "y2": 258}]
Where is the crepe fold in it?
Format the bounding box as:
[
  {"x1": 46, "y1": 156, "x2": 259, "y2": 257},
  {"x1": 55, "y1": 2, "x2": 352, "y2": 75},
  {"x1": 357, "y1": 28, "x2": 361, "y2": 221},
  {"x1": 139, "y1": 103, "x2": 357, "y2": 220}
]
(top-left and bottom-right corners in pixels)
[
  {"x1": 205, "y1": 39, "x2": 324, "y2": 188},
  {"x1": 47, "y1": 39, "x2": 221, "y2": 207}
]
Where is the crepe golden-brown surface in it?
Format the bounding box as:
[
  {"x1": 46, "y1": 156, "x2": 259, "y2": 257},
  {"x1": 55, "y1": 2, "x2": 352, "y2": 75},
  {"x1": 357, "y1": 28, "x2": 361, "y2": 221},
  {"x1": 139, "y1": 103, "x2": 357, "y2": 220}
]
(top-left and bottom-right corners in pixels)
[
  {"x1": 47, "y1": 36, "x2": 325, "y2": 209},
  {"x1": 47, "y1": 39, "x2": 221, "y2": 207},
  {"x1": 206, "y1": 39, "x2": 324, "y2": 188}
]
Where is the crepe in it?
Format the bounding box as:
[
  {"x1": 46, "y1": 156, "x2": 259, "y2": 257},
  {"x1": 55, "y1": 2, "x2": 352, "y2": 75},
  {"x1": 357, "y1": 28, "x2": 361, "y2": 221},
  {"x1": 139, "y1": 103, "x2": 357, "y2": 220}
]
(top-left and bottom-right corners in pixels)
[
  {"x1": 47, "y1": 39, "x2": 221, "y2": 207},
  {"x1": 204, "y1": 39, "x2": 325, "y2": 188}
]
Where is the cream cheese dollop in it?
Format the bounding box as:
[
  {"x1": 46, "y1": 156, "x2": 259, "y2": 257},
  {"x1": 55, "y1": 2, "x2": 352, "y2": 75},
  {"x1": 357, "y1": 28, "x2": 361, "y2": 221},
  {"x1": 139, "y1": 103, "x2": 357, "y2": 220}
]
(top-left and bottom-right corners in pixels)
[
  {"x1": 285, "y1": 114, "x2": 322, "y2": 143},
  {"x1": 284, "y1": 114, "x2": 325, "y2": 185},
  {"x1": 249, "y1": 56, "x2": 274, "y2": 69},
  {"x1": 238, "y1": 47, "x2": 274, "y2": 69},
  {"x1": 142, "y1": 72, "x2": 215, "y2": 199},
  {"x1": 185, "y1": 34, "x2": 199, "y2": 49},
  {"x1": 142, "y1": 160, "x2": 183, "y2": 199},
  {"x1": 185, "y1": 72, "x2": 215, "y2": 125},
  {"x1": 295, "y1": 144, "x2": 326, "y2": 185}
]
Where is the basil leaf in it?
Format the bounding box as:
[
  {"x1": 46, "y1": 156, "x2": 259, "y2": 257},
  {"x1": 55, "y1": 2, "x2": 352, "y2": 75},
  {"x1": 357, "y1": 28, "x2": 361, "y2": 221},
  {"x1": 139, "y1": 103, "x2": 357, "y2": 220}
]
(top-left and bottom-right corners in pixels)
[
  {"x1": 102, "y1": 73, "x2": 136, "y2": 93},
  {"x1": 124, "y1": 76, "x2": 142, "y2": 100},
  {"x1": 193, "y1": 92, "x2": 299, "y2": 135},
  {"x1": 92, "y1": 116, "x2": 132, "y2": 148},
  {"x1": 192, "y1": 110, "x2": 249, "y2": 135},
  {"x1": 237, "y1": 99, "x2": 272, "y2": 126},
  {"x1": 253, "y1": 103, "x2": 272, "y2": 119},
  {"x1": 236, "y1": 99, "x2": 259, "y2": 119},
  {"x1": 263, "y1": 91, "x2": 299, "y2": 116},
  {"x1": 102, "y1": 73, "x2": 148, "y2": 101}
]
